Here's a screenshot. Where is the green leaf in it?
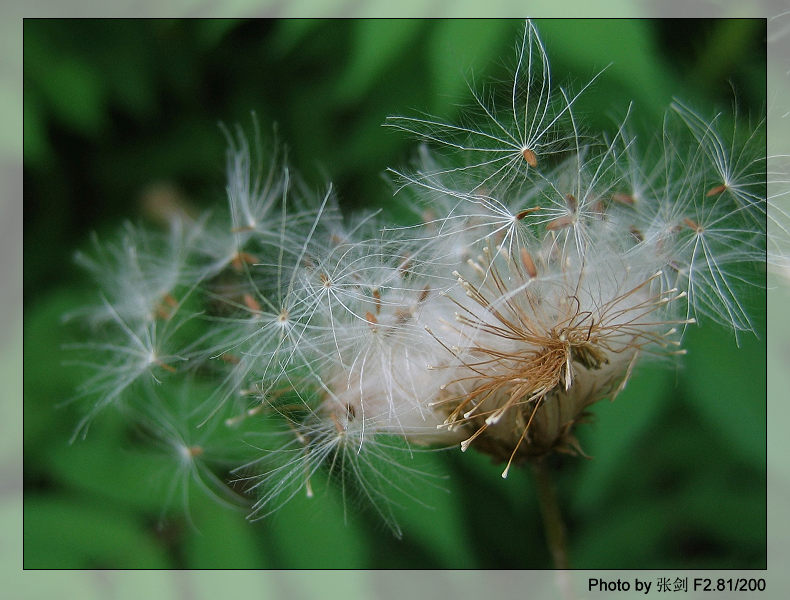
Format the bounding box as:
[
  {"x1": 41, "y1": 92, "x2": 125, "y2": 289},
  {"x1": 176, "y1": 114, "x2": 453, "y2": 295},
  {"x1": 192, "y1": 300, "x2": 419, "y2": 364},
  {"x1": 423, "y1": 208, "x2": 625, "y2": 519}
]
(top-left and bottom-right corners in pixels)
[
  {"x1": 538, "y1": 19, "x2": 676, "y2": 121},
  {"x1": 23, "y1": 91, "x2": 49, "y2": 167},
  {"x1": 46, "y1": 430, "x2": 181, "y2": 514},
  {"x1": 34, "y1": 57, "x2": 106, "y2": 136},
  {"x1": 24, "y1": 287, "x2": 94, "y2": 450},
  {"x1": 682, "y1": 324, "x2": 766, "y2": 467},
  {"x1": 269, "y1": 19, "x2": 325, "y2": 57},
  {"x1": 193, "y1": 19, "x2": 244, "y2": 49},
  {"x1": 569, "y1": 364, "x2": 673, "y2": 513},
  {"x1": 385, "y1": 447, "x2": 477, "y2": 568},
  {"x1": 183, "y1": 490, "x2": 269, "y2": 568},
  {"x1": 24, "y1": 496, "x2": 172, "y2": 569},
  {"x1": 261, "y1": 471, "x2": 368, "y2": 568},
  {"x1": 572, "y1": 500, "x2": 671, "y2": 568},
  {"x1": 428, "y1": 20, "x2": 516, "y2": 116},
  {"x1": 334, "y1": 20, "x2": 425, "y2": 105}
]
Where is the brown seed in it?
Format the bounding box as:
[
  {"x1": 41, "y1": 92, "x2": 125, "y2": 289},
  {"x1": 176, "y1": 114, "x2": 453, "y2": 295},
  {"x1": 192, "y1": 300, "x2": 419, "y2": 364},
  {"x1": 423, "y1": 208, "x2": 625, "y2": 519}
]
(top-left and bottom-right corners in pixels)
[
  {"x1": 221, "y1": 353, "x2": 240, "y2": 364},
  {"x1": 565, "y1": 193, "x2": 578, "y2": 212},
  {"x1": 154, "y1": 305, "x2": 171, "y2": 320},
  {"x1": 231, "y1": 251, "x2": 258, "y2": 272},
  {"x1": 418, "y1": 284, "x2": 430, "y2": 303},
  {"x1": 394, "y1": 309, "x2": 412, "y2": 324},
  {"x1": 521, "y1": 147, "x2": 538, "y2": 167},
  {"x1": 372, "y1": 288, "x2": 381, "y2": 314},
  {"x1": 243, "y1": 293, "x2": 261, "y2": 313},
  {"x1": 520, "y1": 247, "x2": 537, "y2": 278},
  {"x1": 683, "y1": 217, "x2": 702, "y2": 232},
  {"x1": 612, "y1": 193, "x2": 635, "y2": 205},
  {"x1": 162, "y1": 293, "x2": 178, "y2": 307},
  {"x1": 546, "y1": 215, "x2": 573, "y2": 231},
  {"x1": 706, "y1": 183, "x2": 727, "y2": 197},
  {"x1": 629, "y1": 226, "x2": 644, "y2": 242},
  {"x1": 365, "y1": 311, "x2": 378, "y2": 325},
  {"x1": 156, "y1": 359, "x2": 177, "y2": 373},
  {"x1": 591, "y1": 200, "x2": 605, "y2": 215},
  {"x1": 398, "y1": 253, "x2": 413, "y2": 275},
  {"x1": 331, "y1": 413, "x2": 344, "y2": 434},
  {"x1": 515, "y1": 207, "x2": 541, "y2": 220},
  {"x1": 188, "y1": 445, "x2": 204, "y2": 458}
]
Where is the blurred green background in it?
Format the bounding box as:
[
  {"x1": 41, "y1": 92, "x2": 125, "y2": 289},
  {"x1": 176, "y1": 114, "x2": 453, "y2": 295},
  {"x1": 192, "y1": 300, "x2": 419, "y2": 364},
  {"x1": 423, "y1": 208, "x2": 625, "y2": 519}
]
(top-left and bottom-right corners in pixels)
[{"x1": 23, "y1": 19, "x2": 766, "y2": 569}]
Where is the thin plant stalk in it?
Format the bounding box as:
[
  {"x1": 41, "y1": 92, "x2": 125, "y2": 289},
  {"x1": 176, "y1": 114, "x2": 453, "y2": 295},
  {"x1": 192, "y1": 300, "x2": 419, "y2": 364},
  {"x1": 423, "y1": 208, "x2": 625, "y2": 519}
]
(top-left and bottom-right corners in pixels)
[{"x1": 532, "y1": 459, "x2": 569, "y2": 570}]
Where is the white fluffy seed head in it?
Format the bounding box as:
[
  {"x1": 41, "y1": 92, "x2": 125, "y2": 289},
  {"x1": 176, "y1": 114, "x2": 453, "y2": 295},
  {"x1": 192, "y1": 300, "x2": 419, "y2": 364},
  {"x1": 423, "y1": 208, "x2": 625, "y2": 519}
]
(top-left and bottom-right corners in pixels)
[{"x1": 70, "y1": 19, "x2": 765, "y2": 532}]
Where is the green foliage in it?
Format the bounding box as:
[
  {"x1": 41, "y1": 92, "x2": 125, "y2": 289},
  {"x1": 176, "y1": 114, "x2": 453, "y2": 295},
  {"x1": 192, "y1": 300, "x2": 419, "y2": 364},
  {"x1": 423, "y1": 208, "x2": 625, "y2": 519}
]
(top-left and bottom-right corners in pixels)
[{"x1": 24, "y1": 19, "x2": 765, "y2": 569}]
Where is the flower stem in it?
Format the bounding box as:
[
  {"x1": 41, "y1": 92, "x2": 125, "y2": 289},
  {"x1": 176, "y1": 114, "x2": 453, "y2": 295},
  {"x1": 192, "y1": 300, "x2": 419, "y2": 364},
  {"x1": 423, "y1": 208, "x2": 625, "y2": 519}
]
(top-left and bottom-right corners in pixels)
[{"x1": 532, "y1": 459, "x2": 569, "y2": 570}]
